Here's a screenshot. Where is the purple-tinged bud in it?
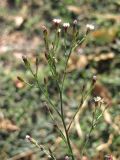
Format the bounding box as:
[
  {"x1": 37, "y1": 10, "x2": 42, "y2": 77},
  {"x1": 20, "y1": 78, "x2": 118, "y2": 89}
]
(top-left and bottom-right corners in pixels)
[
  {"x1": 73, "y1": 19, "x2": 77, "y2": 30},
  {"x1": 92, "y1": 75, "x2": 97, "y2": 85}
]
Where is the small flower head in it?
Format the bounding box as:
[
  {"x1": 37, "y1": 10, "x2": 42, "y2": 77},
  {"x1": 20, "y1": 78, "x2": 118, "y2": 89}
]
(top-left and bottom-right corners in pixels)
[
  {"x1": 86, "y1": 24, "x2": 95, "y2": 34},
  {"x1": 86, "y1": 24, "x2": 95, "y2": 30},
  {"x1": 63, "y1": 23, "x2": 70, "y2": 32},
  {"x1": 53, "y1": 18, "x2": 61, "y2": 27},
  {"x1": 63, "y1": 22, "x2": 70, "y2": 29},
  {"x1": 26, "y1": 135, "x2": 36, "y2": 145},
  {"x1": 94, "y1": 96, "x2": 102, "y2": 102}
]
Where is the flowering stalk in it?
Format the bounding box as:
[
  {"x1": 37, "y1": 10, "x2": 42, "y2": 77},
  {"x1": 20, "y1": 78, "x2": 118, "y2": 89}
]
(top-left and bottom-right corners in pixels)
[{"x1": 21, "y1": 19, "x2": 96, "y2": 159}]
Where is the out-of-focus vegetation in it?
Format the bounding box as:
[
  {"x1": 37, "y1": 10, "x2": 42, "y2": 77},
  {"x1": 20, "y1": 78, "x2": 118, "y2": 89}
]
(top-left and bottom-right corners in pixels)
[{"x1": 0, "y1": 0, "x2": 120, "y2": 160}]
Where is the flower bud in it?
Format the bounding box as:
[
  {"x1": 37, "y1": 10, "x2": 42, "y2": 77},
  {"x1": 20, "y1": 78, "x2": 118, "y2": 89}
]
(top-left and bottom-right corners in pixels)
[
  {"x1": 17, "y1": 76, "x2": 25, "y2": 83},
  {"x1": 22, "y1": 56, "x2": 30, "y2": 68},
  {"x1": 92, "y1": 75, "x2": 97, "y2": 85},
  {"x1": 35, "y1": 56, "x2": 39, "y2": 67},
  {"x1": 42, "y1": 25, "x2": 48, "y2": 36},
  {"x1": 73, "y1": 19, "x2": 77, "y2": 30},
  {"x1": 57, "y1": 28, "x2": 61, "y2": 37},
  {"x1": 44, "y1": 52, "x2": 49, "y2": 60},
  {"x1": 44, "y1": 77, "x2": 48, "y2": 85}
]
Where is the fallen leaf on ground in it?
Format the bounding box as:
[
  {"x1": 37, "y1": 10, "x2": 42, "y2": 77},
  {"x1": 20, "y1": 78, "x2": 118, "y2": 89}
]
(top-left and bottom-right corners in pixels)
[
  {"x1": 0, "y1": 119, "x2": 19, "y2": 131},
  {"x1": 92, "y1": 28, "x2": 118, "y2": 43},
  {"x1": 88, "y1": 52, "x2": 115, "y2": 62},
  {"x1": 68, "y1": 54, "x2": 88, "y2": 72}
]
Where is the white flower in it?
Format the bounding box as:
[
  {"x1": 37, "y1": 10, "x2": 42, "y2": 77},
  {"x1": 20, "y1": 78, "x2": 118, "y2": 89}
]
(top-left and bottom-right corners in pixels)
[
  {"x1": 63, "y1": 23, "x2": 70, "y2": 28},
  {"x1": 94, "y1": 96, "x2": 102, "y2": 102},
  {"x1": 53, "y1": 18, "x2": 61, "y2": 24},
  {"x1": 86, "y1": 24, "x2": 95, "y2": 30}
]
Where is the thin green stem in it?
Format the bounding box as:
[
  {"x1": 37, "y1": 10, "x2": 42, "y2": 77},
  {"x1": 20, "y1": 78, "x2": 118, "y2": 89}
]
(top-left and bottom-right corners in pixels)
[
  {"x1": 61, "y1": 35, "x2": 87, "y2": 92},
  {"x1": 34, "y1": 75, "x2": 61, "y2": 118},
  {"x1": 58, "y1": 86, "x2": 75, "y2": 160},
  {"x1": 81, "y1": 107, "x2": 97, "y2": 157},
  {"x1": 67, "y1": 84, "x2": 94, "y2": 132}
]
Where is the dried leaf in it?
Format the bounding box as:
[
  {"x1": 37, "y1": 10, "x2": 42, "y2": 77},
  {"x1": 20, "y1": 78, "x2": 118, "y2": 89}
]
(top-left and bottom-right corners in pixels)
[
  {"x1": 68, "y1": 54, "x2": 88, "y2": 72},
  {"x1": 67, "y1": 6, "x2": 81, "y2": 14},
  {"x1": 0, "y1": 119, "x2": 19, "y2": 131},
  {"x1": 95, "y1": 13, "x2": 120, "y2": 23},
  {"x1": 96, "y1": 134, "x2": 113, "y2": 151},
  {"x1": 88, "y1": 52, "x2": 115, "y2": 62},
  {"x1": 92, "y1": 28, "x2": 117, "y2": 43}
]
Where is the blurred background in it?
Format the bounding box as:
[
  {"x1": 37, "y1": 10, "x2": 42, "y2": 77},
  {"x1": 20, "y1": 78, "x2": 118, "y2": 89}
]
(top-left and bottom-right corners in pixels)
[{"x1": 0, "y1": 0, "x2": 120, "y2": 159}]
